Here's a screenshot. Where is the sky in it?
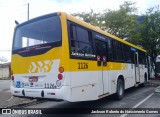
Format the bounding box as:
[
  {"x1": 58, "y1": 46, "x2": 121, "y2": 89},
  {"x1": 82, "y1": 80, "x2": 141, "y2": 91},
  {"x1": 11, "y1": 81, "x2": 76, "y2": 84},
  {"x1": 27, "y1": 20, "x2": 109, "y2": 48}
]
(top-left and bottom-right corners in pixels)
[{"x1": 0, "y1": 0, "x2": 159, "y2": 62}]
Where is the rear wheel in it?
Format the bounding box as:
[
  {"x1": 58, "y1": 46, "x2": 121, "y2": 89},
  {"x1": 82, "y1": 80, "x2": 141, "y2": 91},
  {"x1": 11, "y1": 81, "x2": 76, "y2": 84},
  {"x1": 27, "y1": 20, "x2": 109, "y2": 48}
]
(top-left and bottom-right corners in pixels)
[{"x1": 115, "y1": 78, "x2": 124, "y2": 100}]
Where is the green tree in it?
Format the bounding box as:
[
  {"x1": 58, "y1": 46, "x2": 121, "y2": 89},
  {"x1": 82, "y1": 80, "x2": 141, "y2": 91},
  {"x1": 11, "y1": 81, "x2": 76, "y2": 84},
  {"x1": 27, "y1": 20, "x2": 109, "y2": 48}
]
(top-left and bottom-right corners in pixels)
[
  {"x1": 72, "y1": 9, "x2": 102, "y2": 28},
  {"x1": 102, "y1": 1, "x2": 139, "y2": 40},
  {"x1": 138, "y1": 7, "x2": 160, "y2": 63}
]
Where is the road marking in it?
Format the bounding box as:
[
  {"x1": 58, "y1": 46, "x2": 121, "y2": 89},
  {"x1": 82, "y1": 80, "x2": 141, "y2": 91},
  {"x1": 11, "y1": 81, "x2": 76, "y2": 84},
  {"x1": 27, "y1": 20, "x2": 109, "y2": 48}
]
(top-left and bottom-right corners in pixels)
[
  {"x1": 0, "y1": 96, "x2": 13, "y2": 103},
  {"x1": 120, "y1": 93, "x2": 154, "y2": 117},
  {"x1": 155, "y1": 86, "x2": 160, "y2": 93}
]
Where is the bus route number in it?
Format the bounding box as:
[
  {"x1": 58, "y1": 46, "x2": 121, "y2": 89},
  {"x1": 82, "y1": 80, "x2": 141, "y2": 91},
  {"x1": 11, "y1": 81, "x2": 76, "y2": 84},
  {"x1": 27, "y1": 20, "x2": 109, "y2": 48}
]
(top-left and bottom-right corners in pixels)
[{"x1": 78, "y1": 62, "x2": 88, "y2": 69}]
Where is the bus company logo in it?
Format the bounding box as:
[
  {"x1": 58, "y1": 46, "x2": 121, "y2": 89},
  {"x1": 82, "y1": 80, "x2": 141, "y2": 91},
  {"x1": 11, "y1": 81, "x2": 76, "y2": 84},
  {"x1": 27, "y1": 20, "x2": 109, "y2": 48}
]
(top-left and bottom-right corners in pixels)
[{"x1": 28, "y1": 60, "x2": 53, "y2": 73}]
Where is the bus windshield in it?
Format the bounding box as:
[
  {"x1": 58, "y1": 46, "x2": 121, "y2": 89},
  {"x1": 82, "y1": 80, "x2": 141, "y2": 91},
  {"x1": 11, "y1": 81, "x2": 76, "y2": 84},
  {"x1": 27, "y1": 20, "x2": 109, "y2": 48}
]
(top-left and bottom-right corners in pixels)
[{"x1": 13, "y1": 15, "x2": 61, "y2": 50}]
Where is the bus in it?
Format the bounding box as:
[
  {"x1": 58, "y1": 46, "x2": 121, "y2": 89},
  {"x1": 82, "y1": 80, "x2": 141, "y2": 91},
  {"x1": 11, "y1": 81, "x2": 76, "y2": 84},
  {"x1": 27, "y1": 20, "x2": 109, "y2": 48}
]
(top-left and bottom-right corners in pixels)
[
  {"x1": 11, "y1": 12, "x2": 149, "y2": 102},
  {"x1": 155, "y1": 55, "x2": 160, "y2": 77}
]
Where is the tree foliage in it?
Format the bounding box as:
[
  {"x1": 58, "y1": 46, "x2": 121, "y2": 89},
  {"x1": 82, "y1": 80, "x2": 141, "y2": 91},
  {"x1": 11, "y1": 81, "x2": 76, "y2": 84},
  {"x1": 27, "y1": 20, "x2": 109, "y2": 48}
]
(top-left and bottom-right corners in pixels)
[
  {"x1": 138, "y1": 7, "x2": 160, "y2": 63},
  {"x1": 102, "y1": 1, "x2": 138, "y2": 40},
  {"x1": 72, "y1": 9, "x2": 102, "y2": 28}
]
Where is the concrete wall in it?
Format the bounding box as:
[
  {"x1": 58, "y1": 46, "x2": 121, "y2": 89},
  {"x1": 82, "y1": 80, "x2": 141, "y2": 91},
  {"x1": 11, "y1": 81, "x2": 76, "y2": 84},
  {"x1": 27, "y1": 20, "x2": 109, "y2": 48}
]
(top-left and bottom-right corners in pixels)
[{"x1": 0, "y1": 67, "x2": 10, "y2": 78}]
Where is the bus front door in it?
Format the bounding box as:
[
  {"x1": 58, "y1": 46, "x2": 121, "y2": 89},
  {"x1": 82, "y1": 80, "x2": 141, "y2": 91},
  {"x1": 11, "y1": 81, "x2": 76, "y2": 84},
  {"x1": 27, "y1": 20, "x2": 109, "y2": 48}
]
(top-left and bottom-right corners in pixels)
[
  {"x1": 95, "y1": 40, "x2": 109, "y2": 95},
  {"x1": 134, "y1": 52, "x2": 140, "y2": 84}
]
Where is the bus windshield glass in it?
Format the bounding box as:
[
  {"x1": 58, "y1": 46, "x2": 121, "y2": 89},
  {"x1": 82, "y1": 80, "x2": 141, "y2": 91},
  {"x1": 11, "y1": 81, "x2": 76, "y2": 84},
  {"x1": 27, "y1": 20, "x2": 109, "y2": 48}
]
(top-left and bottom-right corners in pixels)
[{"x1": 13, "y1": 15, "x2": 61, "y2": 50}]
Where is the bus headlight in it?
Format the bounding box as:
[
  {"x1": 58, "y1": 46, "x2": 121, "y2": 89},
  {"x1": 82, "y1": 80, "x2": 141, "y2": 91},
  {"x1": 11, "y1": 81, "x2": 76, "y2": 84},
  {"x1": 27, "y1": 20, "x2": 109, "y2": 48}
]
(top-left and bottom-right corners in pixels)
[{"x1": 56, "y1": 80, "x2": 61, "y2": 87}]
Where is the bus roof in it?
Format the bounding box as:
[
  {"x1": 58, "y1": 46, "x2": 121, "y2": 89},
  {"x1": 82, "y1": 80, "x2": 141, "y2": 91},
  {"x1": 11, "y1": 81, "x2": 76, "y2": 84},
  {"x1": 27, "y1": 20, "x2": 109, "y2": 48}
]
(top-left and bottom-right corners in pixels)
[{"x1": 63, "y1": 12, "x2": 147, "y2": 53}]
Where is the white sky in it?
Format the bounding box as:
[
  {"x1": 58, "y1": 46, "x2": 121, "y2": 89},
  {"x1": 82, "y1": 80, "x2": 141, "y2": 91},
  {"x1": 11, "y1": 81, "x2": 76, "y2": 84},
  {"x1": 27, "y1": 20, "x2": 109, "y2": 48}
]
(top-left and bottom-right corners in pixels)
[{"x1": 0, "y1": 0, "x2": 159, "y2": 62}]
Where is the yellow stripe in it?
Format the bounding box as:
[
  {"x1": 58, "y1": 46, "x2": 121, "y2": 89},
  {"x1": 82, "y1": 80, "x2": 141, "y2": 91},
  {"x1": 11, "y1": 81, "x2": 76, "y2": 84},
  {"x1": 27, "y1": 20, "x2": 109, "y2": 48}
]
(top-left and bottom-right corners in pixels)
[
  {"x1": 11, "y1": 47, "x2": 61, "y2": 74},
  {"x1": 65, "y1": 59, "x2": 129, "y2": 72}
]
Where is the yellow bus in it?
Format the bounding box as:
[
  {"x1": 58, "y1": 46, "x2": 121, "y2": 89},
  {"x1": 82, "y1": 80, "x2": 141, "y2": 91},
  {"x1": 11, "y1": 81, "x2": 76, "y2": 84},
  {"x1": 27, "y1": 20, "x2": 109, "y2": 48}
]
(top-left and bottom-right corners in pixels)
[{"x1": 11, "y1": 12, "x2": 148, "y2": 102}]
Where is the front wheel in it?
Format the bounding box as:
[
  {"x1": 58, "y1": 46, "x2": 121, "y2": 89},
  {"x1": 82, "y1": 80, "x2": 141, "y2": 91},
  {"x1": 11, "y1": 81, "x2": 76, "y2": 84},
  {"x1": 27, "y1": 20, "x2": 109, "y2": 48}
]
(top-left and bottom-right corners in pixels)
[{"x1": 115, "y1": 78, "x2": 124, "y2": 100}]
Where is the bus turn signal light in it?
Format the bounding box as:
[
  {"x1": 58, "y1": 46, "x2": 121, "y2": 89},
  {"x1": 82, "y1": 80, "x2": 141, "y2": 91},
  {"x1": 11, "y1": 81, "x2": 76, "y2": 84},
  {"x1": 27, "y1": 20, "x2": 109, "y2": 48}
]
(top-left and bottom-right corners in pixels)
[
  {"x1": 59, "y1": 67, "x2": 64, "y2": 73},
  {"x1": 11, "y1": 75, "x2": 14, "y2": 81}
]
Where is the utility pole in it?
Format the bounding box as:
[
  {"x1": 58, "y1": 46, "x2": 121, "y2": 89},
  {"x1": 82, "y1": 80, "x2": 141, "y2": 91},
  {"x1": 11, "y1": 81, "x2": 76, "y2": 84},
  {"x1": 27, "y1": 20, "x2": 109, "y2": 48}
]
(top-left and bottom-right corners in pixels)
[{"x1": 27, "y1": 3, "x2": 29, "y2": 20}]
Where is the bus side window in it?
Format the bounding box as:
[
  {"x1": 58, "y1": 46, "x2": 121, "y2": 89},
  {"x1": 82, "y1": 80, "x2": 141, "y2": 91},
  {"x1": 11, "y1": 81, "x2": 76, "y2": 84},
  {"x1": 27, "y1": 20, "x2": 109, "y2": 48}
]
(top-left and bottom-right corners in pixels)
[
  {"x1": 70, "y1": 25, "x2": 77, "y2": 40},
  {"x1": 69, "y1": 25, "x2": 79, "y2": 53},
  {"x1": 138, "y1": 51, "x2": 146, "y2": 65},
  {"x1": 111, "y1": 40, "x2": 123, "y2": 62},
  {"x1": 69, "y1": 23, "x2": 94, "y2": 55},
  {"x1": 123, "y1": 45, "x2": 132, "y2": 63},
  {"x1": 108, "y1": 38, "x2": 113, "y2": 61},
  {"x1": 76, "y1": 27, "x2": 93, "y2": 54}
]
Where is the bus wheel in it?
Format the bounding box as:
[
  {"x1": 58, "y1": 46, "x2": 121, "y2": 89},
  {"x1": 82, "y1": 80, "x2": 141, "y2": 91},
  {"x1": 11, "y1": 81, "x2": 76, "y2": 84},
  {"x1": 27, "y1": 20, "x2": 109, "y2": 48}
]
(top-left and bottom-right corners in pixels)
[{"x1": 115, "y1": 78, "x2": 124, "y2": 100}]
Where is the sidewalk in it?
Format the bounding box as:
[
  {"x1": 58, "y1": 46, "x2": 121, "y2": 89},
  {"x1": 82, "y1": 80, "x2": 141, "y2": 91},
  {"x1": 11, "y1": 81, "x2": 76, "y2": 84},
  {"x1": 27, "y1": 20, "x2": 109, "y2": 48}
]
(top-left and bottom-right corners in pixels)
[
  {"x1": 146, "y1": 77, "x2": 160, "y2": 86},
  {"x1": 150, "y1": 77, "x2": 160, "y2": 92}
]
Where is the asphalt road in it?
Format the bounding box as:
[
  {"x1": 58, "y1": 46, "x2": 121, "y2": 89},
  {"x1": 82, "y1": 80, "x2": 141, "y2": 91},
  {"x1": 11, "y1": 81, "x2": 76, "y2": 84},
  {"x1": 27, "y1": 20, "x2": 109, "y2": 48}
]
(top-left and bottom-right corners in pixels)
[
  {"x1": 0, "y1": 80, "x2": 10, "y2": 91},
  {"x1": 1, "y1": 85, "x2": 160, "y2": 117}
]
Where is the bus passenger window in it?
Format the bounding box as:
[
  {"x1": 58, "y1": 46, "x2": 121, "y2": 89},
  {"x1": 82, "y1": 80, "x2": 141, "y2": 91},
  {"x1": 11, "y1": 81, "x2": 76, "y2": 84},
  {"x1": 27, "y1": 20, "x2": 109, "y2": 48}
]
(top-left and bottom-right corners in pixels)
[
  {"x1": 70, "y1": 25, "x2": 77, "y2": 40},
  {"x1": 71, "y1": 40, "x2": 79, "y2": 53},
  {"x1": 76, "y1": 27, "x2": 89, "y2": 42},
  {"x1": 69, "y1": 24, "x2": 94, "y2": 55}
]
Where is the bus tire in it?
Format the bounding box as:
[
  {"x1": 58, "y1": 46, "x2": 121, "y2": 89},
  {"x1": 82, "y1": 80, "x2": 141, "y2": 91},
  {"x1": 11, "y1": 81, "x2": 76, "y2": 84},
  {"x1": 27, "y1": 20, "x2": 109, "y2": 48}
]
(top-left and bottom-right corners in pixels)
[{"x1": 115, "y1": 78, "x2": 124, "y2": 100}]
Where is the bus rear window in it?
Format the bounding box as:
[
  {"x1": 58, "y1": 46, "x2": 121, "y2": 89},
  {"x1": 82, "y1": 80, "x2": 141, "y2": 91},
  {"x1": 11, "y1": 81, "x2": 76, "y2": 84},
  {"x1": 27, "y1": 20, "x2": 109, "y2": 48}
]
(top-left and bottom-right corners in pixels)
[{"x1": 13, "y1": 15, "x2": 61, "y2": 50}]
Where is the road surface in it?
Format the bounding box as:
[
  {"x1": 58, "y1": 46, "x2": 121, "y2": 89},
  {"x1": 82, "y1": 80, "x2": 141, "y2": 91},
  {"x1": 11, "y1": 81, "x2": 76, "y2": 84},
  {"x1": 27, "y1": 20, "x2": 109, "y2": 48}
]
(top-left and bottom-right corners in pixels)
[{"x1": 0, "y1": 80, "x2": 10, "y2": 91}]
